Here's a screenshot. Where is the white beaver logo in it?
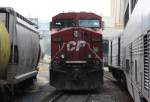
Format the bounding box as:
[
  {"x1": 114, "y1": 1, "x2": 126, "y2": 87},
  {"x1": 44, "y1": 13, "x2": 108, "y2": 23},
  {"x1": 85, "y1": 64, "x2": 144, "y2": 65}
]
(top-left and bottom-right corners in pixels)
[{"x1": 67, "y1": 41, "x2": 86, "y2": 51}]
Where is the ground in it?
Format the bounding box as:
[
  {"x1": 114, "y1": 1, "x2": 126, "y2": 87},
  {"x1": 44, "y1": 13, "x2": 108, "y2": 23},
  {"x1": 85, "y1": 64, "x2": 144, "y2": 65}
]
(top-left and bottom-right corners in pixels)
[
  {"x1": 14, "y1": 63, "x2": 55, "y2": 102},
  {"x1": 13, "y1": 63, "x2": 133, "y2": 102}
]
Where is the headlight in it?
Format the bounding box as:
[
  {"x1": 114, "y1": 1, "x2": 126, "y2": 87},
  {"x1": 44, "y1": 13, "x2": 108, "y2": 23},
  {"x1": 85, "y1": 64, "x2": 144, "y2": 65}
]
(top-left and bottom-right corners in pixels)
[
  {"x1": 96, "y1": 60, "x2": 100, "y2": 65},
  {"x1": 52, "y1": 60, "x2": 58, "y2": 65},
  {"x1": 93, "y1": 47, "x2": 99, "y2": 52},
  {"x1": 73, "y1": 30, "x2": 79, "y2": 38},
  {"x1": 88, "y1": 54, "x2": 92, "y2": 58},
  {"x1": 60, "y1": 54, "x2": 65, "y2": 59}
]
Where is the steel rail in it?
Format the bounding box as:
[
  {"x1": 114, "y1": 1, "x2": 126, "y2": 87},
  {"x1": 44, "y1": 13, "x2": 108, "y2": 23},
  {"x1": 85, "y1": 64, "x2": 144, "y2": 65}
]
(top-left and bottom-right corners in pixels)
[
  {"x1": 104, "y1": 72, "x2": 115, "y2": 81},
  {"x1": 48, "y1": 92, "x2": 64, "y2": 102},
  {"x1": 83, "y1": 94, "x2": 91, "y2": 102}
]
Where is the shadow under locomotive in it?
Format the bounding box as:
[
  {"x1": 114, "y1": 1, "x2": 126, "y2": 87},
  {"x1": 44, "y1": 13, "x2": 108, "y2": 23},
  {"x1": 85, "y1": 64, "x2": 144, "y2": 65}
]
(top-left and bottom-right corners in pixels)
[{"x1": 50, "y1": 61, "x2": 103, "y2": 90}]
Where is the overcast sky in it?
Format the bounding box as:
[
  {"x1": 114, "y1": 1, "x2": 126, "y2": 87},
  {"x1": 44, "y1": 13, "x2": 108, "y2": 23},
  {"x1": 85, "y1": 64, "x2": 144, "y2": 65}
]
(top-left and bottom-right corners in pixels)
[{"x1": 0, "y1": 0, "x2": 110, "y2": 21}]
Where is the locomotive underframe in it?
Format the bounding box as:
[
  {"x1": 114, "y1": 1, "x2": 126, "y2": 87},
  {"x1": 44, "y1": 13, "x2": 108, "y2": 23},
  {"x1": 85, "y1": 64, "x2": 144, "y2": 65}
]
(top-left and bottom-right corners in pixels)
[{"x1": 50, "y1": 62, "x2": 103, "y2": 90}]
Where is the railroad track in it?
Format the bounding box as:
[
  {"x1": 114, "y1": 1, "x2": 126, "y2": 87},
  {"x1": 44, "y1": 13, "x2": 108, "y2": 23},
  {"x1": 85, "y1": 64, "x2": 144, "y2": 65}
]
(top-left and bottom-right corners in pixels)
[
  {"x1": 48, "y1": 91, "x2": 64, "y2": 102},
  {"x1": 49, "y1": 93, "x2": 91, "y2": 102},
  {"x1": 47, "y1": 91, "x2": 91, "y2": 102},
  {"x1": 46, "y1": 72, "x2": 113, "y2": 102},
  {"x1": 84, "y1": 94, "x2": 91, "y2": 102},
  {"x1": 104, "y1": 71, "x2": 115, "y2": 81},
  {"x1": 40, "y1": 90, "x2": 63, "y2": 102}
]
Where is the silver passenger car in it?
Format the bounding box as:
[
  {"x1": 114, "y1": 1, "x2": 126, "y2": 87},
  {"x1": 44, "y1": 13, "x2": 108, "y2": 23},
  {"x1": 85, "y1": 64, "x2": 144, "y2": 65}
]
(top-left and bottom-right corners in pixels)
[{"x1": 109, "y1": 0, "x2": 150, "y2": 102}]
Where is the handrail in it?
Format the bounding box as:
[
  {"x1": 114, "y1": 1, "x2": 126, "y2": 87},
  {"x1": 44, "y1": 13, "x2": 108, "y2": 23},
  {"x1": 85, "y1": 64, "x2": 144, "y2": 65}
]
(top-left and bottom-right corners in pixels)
[
  {"x1": 51, "y1": 43, "x2": 66, "y2": 62},
  {"x1": 86, "y1": 42, "x2": 103, "y2": 62}
]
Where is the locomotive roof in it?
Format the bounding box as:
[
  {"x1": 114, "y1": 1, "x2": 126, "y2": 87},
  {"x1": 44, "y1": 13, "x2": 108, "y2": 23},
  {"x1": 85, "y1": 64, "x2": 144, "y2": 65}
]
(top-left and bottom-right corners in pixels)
[
  {"x1": 0, "y1": 7, "x2": 38, "y2": 28},
  {"x1": 52, "y1": 12, "x2": 102, "y2": 21}
]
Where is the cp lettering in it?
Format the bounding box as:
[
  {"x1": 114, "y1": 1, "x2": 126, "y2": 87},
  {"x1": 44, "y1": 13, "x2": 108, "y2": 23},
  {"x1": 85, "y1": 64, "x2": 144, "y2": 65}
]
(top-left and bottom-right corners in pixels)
[{"x1": 67, "y1": 41, "x2": 86, "y2": 51}]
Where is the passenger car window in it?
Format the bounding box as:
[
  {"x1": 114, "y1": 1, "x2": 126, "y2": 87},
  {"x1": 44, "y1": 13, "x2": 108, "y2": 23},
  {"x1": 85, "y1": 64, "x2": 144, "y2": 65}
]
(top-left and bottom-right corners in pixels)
[{"x1": 126, "y1": 59, "x2": 130, "y2": 73}]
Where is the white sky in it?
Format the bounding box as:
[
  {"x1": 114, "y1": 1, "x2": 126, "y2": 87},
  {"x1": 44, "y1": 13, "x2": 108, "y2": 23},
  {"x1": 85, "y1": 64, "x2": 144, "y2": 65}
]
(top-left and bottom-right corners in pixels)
[{"x1": 0, "y1": 0, "x2": 110, "y2": 21}]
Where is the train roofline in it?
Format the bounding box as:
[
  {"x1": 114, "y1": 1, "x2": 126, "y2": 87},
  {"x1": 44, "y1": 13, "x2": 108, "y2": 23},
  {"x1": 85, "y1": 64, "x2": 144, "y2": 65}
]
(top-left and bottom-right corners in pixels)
[
  {"x1": 0, "y1": 7, "x2": 38, "y2": 28},
  {"x1": 52, "y1": 12, "x2": 102, "y2": 21}
]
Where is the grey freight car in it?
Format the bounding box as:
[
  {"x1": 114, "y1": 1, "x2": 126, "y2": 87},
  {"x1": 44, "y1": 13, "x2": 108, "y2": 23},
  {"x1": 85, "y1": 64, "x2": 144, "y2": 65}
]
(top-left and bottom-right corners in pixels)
[
  {"x1": 109, "y1": 0, "x2": 150, "y2": 102},
  {"x1": 0, "y1": 7, "x2": 40, "y2": 101}
]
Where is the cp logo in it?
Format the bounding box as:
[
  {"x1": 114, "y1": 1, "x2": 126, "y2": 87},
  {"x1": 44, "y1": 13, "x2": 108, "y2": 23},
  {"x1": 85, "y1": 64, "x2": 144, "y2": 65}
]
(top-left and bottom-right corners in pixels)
[{"x1": 67, "y1": 41, "x2": 86, "y2": 51}]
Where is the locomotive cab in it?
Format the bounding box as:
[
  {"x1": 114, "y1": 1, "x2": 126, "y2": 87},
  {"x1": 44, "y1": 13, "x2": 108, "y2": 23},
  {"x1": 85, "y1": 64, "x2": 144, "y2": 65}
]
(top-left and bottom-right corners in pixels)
[{"x1": 50, "y1": 12, "x2": 103, "y2": 90}]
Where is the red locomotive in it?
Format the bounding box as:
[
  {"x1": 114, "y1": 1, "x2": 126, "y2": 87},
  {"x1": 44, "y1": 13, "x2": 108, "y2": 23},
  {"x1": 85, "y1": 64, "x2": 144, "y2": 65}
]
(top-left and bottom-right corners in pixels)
[{"x1": 50, "y1": 12, "x2": 103, "y2": 90}]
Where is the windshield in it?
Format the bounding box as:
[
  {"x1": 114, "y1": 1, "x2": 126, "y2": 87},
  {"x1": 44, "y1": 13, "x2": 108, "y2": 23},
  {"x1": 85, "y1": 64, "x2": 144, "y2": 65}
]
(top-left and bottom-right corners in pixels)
[
  {"x1": 79, "y1": 20, "x2": 100, "y2": 28},
  {"x1": 54, "y1": 20, "x2": 76, "y2": 28}
]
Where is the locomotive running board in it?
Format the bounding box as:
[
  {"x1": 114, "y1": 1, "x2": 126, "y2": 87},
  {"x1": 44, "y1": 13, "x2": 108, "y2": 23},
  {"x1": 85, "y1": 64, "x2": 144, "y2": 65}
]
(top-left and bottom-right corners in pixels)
[{"x1": 66, "y1": 61, "x2": 87, "y2": 64}]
